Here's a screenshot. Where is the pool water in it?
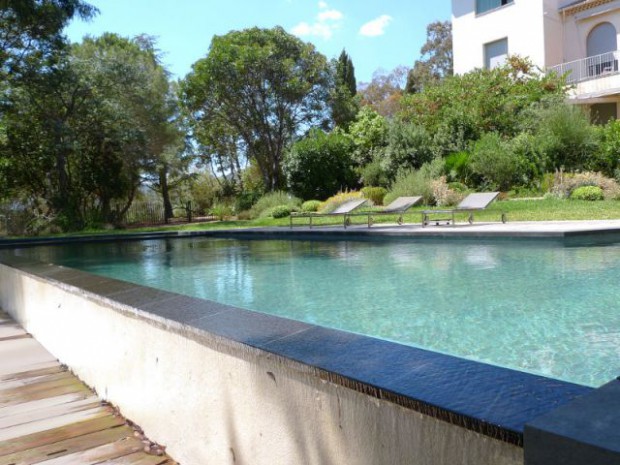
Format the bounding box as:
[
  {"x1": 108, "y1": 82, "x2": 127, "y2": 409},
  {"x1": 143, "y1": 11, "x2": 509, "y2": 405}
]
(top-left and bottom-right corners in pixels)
[{"x1": 22, "y1": 237, "x2": 620, "y2": 387}]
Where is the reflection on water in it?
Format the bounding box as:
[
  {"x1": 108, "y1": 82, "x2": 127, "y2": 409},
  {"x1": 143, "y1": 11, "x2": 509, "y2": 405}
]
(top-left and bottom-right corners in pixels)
[{"x1": 19, "y1": 237, "x2": 620, "y2": 387}]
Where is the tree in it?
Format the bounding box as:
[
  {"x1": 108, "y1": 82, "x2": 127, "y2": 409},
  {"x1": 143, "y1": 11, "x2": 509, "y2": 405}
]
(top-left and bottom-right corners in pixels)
[
  {"x1": 329, "y1": 49, "x2": 358, "y2": 129},
  {"x1": 1, "y1": 33, "x2": 178, "y2": 229},
  {"x1": 180, "y1": 27, "x2": 331, "y2": 191},
  {"x1": 285, "y1": 129, "x2": 356, "y2": 200},
  {"x1": 336, "y1": 49, "x2": 356, "y2": 96},
  {"x1": 347, "y1": 106, "x2": 389, "y2": 165},
  {"x1": 406, "y1": 21, "x2": 453, "y2": 94},
  {"x1": 357, "y1": 66, "x2": 409, "y2": 117},
  {"x1": 0, "y1": 0, "x2": 96, "y2": 78}
]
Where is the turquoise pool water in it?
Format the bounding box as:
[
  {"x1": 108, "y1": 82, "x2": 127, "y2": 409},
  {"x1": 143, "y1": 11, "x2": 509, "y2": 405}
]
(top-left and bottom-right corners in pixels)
[{"x1": 22, "y1": 237, "x2": 620, "y2": 387}]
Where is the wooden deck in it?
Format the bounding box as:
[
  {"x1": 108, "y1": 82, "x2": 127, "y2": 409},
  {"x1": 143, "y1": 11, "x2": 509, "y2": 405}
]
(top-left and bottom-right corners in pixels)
[{"x1": 0, "y1": 310, "x2": 177, "y2": 465}]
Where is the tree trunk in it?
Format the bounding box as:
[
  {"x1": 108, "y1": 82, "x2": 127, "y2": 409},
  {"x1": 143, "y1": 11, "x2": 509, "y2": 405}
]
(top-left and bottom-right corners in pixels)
[{"x1": 159, "y1": 165, "x2": 173, "y2": 222}]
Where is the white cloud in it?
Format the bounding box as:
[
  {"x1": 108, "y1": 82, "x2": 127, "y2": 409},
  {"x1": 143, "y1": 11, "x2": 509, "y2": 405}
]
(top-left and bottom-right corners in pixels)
[
  {"x1": 318, "y1": 9, "x2": 343, "y2": 21},
  {"x1": 359, "y1": 15, "x2": 392, "y2": 37},
  {"x1": 291, "y1": 1, "x2": 343, "y2": 41},
  {"x1": 292, "y1": 21, "x2": 334, "y2": 40}
]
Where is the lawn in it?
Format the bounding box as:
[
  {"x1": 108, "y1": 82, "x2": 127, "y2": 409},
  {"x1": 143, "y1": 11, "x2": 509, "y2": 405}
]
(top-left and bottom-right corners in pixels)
[
  {"x1": 49, "y1": 198, "x2": 620, "y2": 237},
  {"x1": 2, "y1": 198, "x2": 618, "y2": 239}
]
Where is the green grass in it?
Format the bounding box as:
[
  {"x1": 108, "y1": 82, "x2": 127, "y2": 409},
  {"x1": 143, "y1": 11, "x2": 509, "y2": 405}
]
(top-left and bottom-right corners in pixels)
[{"x1": 3, "y1": 198, "x2": 620, "y2": 239}]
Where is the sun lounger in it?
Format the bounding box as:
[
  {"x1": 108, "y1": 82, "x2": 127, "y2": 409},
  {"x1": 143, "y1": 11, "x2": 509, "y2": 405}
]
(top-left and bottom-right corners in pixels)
[
  {"x1": 290, "y1": 198, "x2": 367, "y2": 229},
  {"x1": 421, "y1": 192, "x2": 505, "y2": 226},
  {"x1": 346, "y1": 196, "x2": 423, "y2": 227}
]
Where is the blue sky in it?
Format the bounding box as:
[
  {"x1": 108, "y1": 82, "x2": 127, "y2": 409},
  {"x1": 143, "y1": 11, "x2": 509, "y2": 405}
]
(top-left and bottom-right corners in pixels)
[{"x1": 66, "y1": 1, "x2": 451, "y2": 83}]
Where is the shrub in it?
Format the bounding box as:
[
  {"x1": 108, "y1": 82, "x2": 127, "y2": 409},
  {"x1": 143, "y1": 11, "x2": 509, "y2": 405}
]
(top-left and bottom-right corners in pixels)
[
  {"x1": 361, "y1": 186, "x2": 388, "y2": 205},
  {"x1": 319, "y1": 191, "x2": 363, "y2": 213},
  {"x1": 270, "y1": 205, "x2": 293, "y2": 218},
  {"x1": 187, "y1": 172, "x2": 222, "y2": 215},
  {"x1": 348, "y1": 107, "x2": 389, "y2": 165},
  {"x1": 285, "y1": 129, "x2": 357, "y2": 200},
  {"x1": 249, "y1": 191, "x2": 301, "y2": 219},
  {"x1": 533, "y1": 103, "x2": 598, "y2": 172},
  {"x1": 211, "y1": 203, "x2": 233, "y2": 221},
  {"x1": 570, "y1": 186, "x2": 604, "y2": 201},
  {"x1": 509, "y1": 132, "x2": 545, "y2": 187},
  {"x1": 470, "y1": 133, "x2": 518, "y2": 191},
  {"x1": 301, "y1": 200, "x2": 322, "y2": 212},
  {"x1": 430, "y1": 176, "x2": 464, "y2": 207},
  {"x1": 448, "y1": 181, "x2": 469, "y2": 192},
  {"x1": 444, "y1": 151, "x2": 473, "y2": 184},
  {"x1": 383, "y1": 119, "x2": 433, "y2": 176},
  {"x1": 235, "y1": 191, "x2": 260, "y2": 213},
  {"x1": 383, "y1": 158, "x2": 445, "y2": 205},
  {"x1": 359, "y1": 157, "x2": 390, "y2": 187},
  {"x1": 595, "y1": 119, "x2": 620, "y2": 176},
  {"x1": 551, "y1": 171, "x2": 620, "y2": 200},
  {"x1": 236, "y1": 210, "x2": 252, "y2": 220}
]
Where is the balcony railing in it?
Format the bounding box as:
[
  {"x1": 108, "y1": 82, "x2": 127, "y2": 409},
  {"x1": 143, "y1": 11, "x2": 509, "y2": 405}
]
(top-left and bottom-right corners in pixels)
[{"x1": 549, "y1": 51, "x2": 620, "y2": 84}]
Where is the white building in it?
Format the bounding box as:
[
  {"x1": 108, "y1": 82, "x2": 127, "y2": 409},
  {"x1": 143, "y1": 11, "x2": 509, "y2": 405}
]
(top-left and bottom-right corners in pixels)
[{"x1": 452, "y1": 0, "x2": 620, "y2": 122}]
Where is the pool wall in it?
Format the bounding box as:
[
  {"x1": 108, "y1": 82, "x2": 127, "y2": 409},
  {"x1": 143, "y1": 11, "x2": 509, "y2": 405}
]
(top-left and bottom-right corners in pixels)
[{"x1": 0, "y1": 254, "x2": 593, "y2": 465}]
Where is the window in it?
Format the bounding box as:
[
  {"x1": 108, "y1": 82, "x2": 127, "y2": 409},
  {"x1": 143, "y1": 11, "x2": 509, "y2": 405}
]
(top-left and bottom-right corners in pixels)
[
  {"x1": 591, "y1": 103, "x2": 617, "y2": 125},
  {"x1": 476, "y1": 0, "x2": 514, "y2": 15},
  {"x1": 587, "y1": 22, "x2": 617, "y2": 57},
  {"x1": 484, "y1": 38, "x2": 508, "y2": 69}
]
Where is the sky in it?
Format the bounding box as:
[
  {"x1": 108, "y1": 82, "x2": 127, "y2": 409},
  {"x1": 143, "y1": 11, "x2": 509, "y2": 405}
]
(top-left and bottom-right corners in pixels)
[{"x1": 65, "y1": 0, "x2": 451, "y2": 84}]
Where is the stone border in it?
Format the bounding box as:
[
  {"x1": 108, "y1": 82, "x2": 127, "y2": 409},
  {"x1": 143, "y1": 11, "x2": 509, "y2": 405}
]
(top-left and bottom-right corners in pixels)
[{"x1": 2, "y1": 220, "x2": 620, "y2": 249}]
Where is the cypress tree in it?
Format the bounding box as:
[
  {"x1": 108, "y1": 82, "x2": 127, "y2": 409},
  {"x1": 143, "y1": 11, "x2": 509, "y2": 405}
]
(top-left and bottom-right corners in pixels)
[{"x1": 337, "y1": 49, "x2": 356, "y2": 96}]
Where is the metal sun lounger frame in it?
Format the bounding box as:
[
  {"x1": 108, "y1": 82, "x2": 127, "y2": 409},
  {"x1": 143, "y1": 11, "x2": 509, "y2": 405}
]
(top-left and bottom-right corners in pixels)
[
  {"x1": 290, "y1": 198, "x2": 368, "y2": 229},
  {"x1": 344, "y1": 196, "x2": 423, "y2": 227},
  {"x1": 421, "y1": 192, "x2": 506, "y2": 227}
]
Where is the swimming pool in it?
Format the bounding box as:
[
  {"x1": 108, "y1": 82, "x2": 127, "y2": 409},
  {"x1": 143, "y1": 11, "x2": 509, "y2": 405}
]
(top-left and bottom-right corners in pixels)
[{"x1": 20, "y1": 236, "x2": 620, "y2": 387}]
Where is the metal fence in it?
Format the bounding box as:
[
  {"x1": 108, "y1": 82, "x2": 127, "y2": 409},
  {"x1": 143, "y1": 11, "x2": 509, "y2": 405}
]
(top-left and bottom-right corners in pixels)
[
  {"x1": 116, "y1": 201, "x2": 194, "y2": 227},
  {"x1": 549, "y1": 51, "x2": 620, "y2": 84}
]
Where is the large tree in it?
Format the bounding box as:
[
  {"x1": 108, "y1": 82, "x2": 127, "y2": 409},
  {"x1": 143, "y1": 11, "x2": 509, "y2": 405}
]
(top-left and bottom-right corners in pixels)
[
  {"x1": 357, "y1": 66, "x2": 409, "y2": 117},
  {"x1": 406, "y1": 20, "x2": 453, "y2": 94},
  {"x1": 2, "y1": 33, "x2": 178, "y2": 229},
  {"x1": 0, "y1": 0, "x2": 96, "y2": 78},
  {"x1": 180, "y1": 26, "x2": 331, "y2": 191}
]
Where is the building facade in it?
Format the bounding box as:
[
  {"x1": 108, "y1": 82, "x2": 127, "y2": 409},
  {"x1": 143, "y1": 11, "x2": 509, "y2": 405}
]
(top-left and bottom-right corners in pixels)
[{"x1": 452, "y1": 0, "x2": 620, "y2": 122}]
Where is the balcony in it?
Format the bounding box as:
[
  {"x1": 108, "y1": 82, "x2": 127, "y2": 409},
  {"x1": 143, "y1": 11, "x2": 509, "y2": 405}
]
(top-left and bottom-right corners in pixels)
[
  {"x1": 549, "y1": 51, "x2": 620, "y2": 84},
  {"x1": 549, "y1": 51, "x2": 620, "y2": 101}
]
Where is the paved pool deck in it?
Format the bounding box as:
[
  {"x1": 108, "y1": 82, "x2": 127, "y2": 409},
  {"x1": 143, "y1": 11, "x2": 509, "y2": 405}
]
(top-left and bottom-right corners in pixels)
[
  {"x1": 1, "y1": 219, "x2": 620, "y2": 249},
  {"x1": 262, "y1": 219, "x2": 620, "y2": 238}
]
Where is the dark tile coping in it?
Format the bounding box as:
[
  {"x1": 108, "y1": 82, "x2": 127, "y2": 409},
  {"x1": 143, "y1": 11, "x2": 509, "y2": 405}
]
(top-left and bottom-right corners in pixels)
[
  {"x1": 0, "y1": 252, "x2": 595, "y2": 448},
  {"x1": 2, "y1": 224, "x2": 620, "y2": 250},
  {"x1": 524, "y1": 379, "x2": 620, "y2": 465}
]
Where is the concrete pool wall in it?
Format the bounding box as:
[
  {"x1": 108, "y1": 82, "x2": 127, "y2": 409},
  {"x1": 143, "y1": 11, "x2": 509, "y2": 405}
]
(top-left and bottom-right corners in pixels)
[{"x1": 0, "y1": 250, "x2": 597, "y2": 465}]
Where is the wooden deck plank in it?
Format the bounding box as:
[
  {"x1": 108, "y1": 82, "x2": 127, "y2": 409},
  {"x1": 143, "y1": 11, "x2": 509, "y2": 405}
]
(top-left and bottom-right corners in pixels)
[
  {"x1": 0, "y1": 407, "x2": 111, "y2": 442},
  {"x1": 0, "y1": 397, "x2": 101, "y2": 429},
  {"x1": 0, "y1": 314, "x2": 176, "y2": 465},
  {"x1": 0, "y1": 413, "x2": 126, "y2": 456},
  {"x1": 0, "y1": 367, "x2": 66, "y2": 383},
  {"x1": 0, "y1": 425, "x2": 134, "y2": 465},
  {"x1": 0, "y1": 384, "x2": 92, "y2": 409},
  {"x1": 0, "y1": 372, "x2": 76, "y2": 392},
  {"x1": 34, "y1": 437, "x2": 145, "y2": 465},
  {"x1": 98, "y1": 452, "x2": 171, "y2": 465},
  {"x1": 0, "y1": 393, "x2": 96, "y2": 419},
  {"x1": 0, "y1": 339, "x2": 58, "y2": 377}
]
